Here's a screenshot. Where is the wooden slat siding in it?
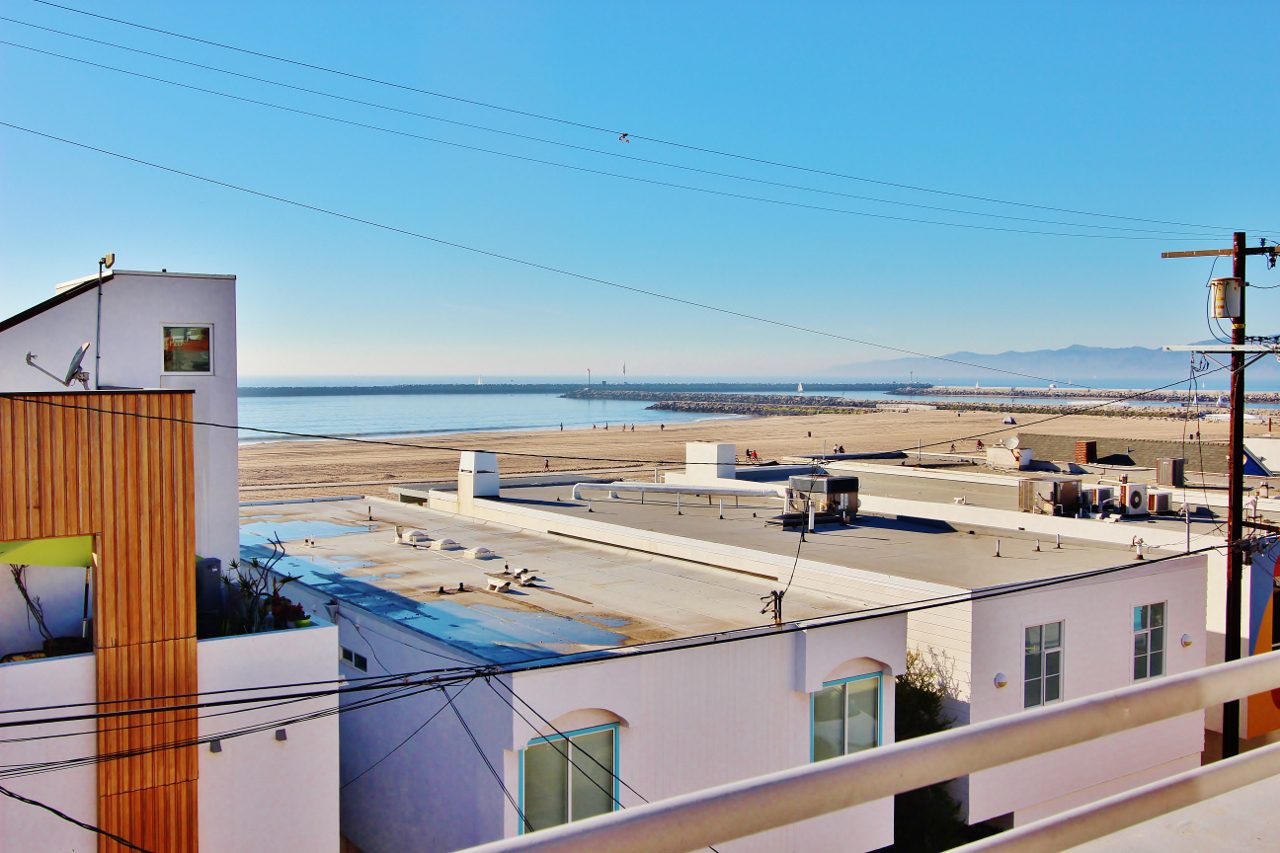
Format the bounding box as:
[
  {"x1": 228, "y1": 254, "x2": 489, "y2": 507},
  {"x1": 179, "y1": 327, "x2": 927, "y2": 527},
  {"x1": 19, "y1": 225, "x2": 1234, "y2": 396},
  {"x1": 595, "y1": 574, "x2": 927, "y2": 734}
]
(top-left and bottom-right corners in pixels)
[{"x1": 0, "y1": 391, "x2": 199, "y2": 853}]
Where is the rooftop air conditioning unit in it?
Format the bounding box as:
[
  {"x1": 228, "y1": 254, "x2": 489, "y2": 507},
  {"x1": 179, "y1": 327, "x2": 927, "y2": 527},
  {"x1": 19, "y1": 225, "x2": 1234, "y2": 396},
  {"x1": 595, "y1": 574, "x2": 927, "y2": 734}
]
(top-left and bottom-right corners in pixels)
[
  {"x1": 1148, "y1": 490, "x2": 1173, "y2": 514},
  {"x1": 1120, "y1": 484, "x2": 1149, "y2": 517},
  {"x1": 1080, "y1": 485, "x2": 1118, "y2": 514}
]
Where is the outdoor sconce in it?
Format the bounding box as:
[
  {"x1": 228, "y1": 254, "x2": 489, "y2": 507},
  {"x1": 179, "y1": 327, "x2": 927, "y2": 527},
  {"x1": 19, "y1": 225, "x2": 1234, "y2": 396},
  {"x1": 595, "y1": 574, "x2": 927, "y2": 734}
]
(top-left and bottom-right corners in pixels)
[
  {"x1": 275, "y1": 729, "x2": 288, "y2": 742},
  {"x1": 209, "y1": 739, "x2": 222, "y2": 753},
  {"x1": 994, "y1": 672, "x2": 1008, "y2": 688},
  {"x1": 1181, "y1": 634, "x2": 1194, "y2": 648}
]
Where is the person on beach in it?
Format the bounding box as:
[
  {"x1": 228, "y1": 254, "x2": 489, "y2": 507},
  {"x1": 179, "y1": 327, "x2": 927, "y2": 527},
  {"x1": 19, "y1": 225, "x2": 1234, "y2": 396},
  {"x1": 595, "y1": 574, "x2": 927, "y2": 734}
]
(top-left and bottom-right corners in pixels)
[
  {"x1": 544, "y1": 458, "x2": 550, "y2": 471},
  {"x1": 660, "y1": 424, "x2": 665, "y2": 431},
  {"x1": 560, "y1": 423, "x2": 563, "y2": 431}
]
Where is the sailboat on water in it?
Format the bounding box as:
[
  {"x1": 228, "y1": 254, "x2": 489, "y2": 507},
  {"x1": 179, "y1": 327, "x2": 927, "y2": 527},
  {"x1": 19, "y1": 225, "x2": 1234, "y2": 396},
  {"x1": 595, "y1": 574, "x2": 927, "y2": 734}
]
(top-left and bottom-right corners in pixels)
[{"x1": 797, "y1": 382, "x2": 804, "y2": 393}]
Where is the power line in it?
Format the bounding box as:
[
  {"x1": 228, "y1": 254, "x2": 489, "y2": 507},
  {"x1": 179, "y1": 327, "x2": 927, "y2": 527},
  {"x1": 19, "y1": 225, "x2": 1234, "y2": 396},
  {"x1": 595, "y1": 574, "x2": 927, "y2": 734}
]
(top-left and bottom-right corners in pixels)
[
  {"x1": 481, "y1": 677, "x2": 734, "y2": 851},
  {"x1": 6, "y1": 42, "x2": 1223, "y2": 243},
  {"x1": 0, "y1": 120, "x2": 1094, "y2": 389},
  {"x1": 1, "y1": 539, "x2": 1211, "y2": 738},
  {"x1": 0, "y1": 18, "x2": 1226, "y2": 239},
  {"x1": 0, "y1": 662, "x2": 468, "y2": 718},
  {"x1": 0, "y1": 668, "x2": 432, "y2": 745},
  {"x1": 25, "y1": 0, "x2": 1275, "y2": 234},
  {"x1": 0, "y1": 665, "x2": 476, "y2": 731},
  {"x1": 340, "y1": 679, "x2": 470, "y2": 790},
  {"x1": 0, "y1": 676, "x2": 461, "y2": 780},
  {"x1": 444, "y1": 685, "x2": 533, "y2": 833},
  {"x1": 0, "y1": 547, "x2": 1215, "y2": 774},
  {"x1": 0, "y1": 783, "x2": 150, "y2": 851},
  {"x1": 897, "y1": 364, "x2": 1235, "y2": 454},
  {"x1": 0, "y1": 361, "x2": 1245, "y2": 498},
  {"x1": 487, "y1": 678, "x2": 650, "y2": 807}
]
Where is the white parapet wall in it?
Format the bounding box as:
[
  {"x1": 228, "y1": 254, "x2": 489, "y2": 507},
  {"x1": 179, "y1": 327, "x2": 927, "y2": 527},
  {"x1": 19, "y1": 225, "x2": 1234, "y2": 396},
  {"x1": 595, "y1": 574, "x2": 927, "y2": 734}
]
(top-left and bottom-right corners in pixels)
[
  {"x1": 0, "y1": 653, "x2": 98, "y2": 851},
  {"x1": 1, "y1": 624, "x2": 341, "y2": 852},
  {"x1": 198, "y1": 624, "x2": 341, "y2": 852}
]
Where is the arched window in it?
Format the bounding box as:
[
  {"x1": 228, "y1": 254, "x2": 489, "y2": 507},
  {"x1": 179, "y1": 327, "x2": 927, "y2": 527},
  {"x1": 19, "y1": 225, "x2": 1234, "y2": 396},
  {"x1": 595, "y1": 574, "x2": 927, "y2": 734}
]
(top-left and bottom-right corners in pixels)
[
  {"x1": 811, "y1": 672, "x2": 882, "y2": 763},
  {"x1": 520, "y1": 723, "x2": 619, "y2": 833}
]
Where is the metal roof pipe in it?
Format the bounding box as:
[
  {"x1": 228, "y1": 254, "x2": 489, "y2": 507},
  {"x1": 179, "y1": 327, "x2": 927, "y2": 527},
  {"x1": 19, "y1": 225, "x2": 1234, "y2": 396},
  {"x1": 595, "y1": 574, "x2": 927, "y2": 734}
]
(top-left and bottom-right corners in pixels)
[{"x1": 570, "y1": 482, "x2": 785, "y2": 502}]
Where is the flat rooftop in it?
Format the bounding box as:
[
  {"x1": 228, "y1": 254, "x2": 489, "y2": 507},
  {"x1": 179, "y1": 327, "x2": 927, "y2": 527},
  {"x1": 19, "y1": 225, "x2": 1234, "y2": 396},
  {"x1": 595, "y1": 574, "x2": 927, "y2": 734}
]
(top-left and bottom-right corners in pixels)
[
  {"x1": 472, "y1": 481, "x2": 1169, "y2": 589},
  {"x1": 239, "y1": 499, "x2": 872, "y2": 665}
]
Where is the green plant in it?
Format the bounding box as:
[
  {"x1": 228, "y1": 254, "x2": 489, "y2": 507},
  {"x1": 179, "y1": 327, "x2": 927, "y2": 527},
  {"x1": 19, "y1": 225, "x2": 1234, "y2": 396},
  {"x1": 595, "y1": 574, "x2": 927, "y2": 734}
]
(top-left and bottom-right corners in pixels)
[
  {"x1": 9, "y1": 564, "x2": 53, "y2": 645},
  {"x1": 890, "y1": 648, "x2": 967, "y2": 852},
  {"x1": 220, "y1": 536, "x2": 299, "y2": 634}
]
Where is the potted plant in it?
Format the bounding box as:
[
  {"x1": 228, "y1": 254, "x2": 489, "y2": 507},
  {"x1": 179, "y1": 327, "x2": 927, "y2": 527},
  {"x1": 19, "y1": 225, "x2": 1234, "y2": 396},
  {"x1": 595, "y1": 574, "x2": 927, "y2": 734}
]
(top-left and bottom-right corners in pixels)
[
  {"x1": 280, "y1": 600, "x2": 310, "y2": 628},
  {"x1": 9, "y1": 564, "x2": 91, "y2": 657}
]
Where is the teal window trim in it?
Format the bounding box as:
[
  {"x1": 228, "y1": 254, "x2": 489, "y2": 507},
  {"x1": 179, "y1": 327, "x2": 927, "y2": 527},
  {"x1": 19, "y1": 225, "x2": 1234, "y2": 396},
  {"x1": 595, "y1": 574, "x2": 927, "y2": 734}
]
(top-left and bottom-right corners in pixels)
[
  {"x1": 517, "y1": 722, "x2": 621, "y2": 835},
  {"x1": 809, "y1": 671, "x2": 884, "y2": 763}
]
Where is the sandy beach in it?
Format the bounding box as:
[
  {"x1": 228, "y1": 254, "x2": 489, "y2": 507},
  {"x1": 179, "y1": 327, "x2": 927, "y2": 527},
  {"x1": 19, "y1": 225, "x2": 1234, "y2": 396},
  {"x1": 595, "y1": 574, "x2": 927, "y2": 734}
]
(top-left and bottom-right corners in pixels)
[{"x1": 238, "y1": 408, "x2": 1250, "y2": 501}]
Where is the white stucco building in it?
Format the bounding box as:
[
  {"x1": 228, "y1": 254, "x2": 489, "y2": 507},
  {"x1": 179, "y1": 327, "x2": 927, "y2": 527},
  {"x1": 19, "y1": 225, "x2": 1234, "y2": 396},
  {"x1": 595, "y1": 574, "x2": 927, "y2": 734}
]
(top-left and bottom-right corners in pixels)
[
  {"x1": 242, "y1": 497, "x2": 907, "y2": 853},
  {"x1": 1, "y1": 268, "x2": 341, "y2": 851},
  {"x1": 381, "y1": 451, "x2": 1209, "y2": 832},
  {"x1": 0, "y1": 268, "x2": 240, "y2": 566}
]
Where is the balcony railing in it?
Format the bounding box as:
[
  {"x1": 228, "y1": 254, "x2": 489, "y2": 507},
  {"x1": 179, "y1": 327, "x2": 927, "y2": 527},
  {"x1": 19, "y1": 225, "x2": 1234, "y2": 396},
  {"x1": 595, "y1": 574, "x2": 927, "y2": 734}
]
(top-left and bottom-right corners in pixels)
[{"x1": 463, "y1": 651, "x2": 1280, "y2": 853}]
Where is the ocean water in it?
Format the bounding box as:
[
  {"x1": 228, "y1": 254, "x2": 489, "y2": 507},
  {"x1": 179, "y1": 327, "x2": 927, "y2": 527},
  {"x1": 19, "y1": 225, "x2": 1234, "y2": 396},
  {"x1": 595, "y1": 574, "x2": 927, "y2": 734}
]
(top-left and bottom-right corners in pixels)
[
  {"x1": 236, "y1": 374, "x2": 1280, "y2": 444},
  {"x1": 237, "y1": 392, "x2": 739, "y2": 443}
]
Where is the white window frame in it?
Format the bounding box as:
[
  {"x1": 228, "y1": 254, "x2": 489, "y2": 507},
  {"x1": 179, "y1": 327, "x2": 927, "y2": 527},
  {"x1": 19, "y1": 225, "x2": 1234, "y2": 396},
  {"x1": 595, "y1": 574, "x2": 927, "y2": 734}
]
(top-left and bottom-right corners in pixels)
[
  {"x1": 1024, "y1": 620, "x2": 1064, "y2": 708},
  {"x1": 1132, "y1": 602, "x2": 1167, "y2": 681},
  {"x1": 809, "y1": 672, "x2": 883, "y2": 762},
  {"x1": 161, "y1": 322, "x2": 215, "y2": 375}
]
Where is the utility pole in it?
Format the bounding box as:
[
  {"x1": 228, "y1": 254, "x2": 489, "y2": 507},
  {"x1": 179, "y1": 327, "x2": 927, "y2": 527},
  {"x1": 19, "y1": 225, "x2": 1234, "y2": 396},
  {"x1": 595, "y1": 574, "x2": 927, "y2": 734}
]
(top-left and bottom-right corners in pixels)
[{"x1": 1162, "y1": 232, "x2": 1280, "y2": 758}]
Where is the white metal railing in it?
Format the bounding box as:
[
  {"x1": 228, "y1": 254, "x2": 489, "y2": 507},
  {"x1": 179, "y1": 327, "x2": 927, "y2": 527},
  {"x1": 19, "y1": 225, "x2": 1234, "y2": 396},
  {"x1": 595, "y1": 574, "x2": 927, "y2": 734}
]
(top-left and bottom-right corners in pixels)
[{"x1": 463, "y1": 652, "x2": 1280, "y2": 853}]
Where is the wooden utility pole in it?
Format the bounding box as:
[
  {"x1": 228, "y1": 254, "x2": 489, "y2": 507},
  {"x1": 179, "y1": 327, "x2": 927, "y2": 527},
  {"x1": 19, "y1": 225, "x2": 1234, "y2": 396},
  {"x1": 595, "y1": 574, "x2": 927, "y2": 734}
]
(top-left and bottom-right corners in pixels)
[{"x1": 1163, "y1": 232, "x2": 1280, "y2": 758}]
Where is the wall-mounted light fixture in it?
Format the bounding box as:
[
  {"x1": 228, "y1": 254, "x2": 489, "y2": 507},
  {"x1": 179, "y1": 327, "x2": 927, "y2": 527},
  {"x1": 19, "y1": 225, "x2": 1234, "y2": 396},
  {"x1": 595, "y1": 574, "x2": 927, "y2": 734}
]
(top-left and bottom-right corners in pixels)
[
  {"x1": 275, "y1": 729, "x2": 288, "y2": 742},
  {"x1": 209, "y1": 739, "x2": 222, "y2": 753},
  {"x1": 1182, "y1": 633, "x2": 1194, "y2": 648},
  {"x1": 994, "y1": 672, "x2": 1008, "y2": 689}
]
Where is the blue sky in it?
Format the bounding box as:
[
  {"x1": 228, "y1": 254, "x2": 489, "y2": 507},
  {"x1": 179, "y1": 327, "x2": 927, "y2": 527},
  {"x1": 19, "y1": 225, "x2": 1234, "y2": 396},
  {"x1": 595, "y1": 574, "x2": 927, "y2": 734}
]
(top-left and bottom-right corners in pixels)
[{"x1": 1, "y1": 1, "x2": 1277, "y2": 379}]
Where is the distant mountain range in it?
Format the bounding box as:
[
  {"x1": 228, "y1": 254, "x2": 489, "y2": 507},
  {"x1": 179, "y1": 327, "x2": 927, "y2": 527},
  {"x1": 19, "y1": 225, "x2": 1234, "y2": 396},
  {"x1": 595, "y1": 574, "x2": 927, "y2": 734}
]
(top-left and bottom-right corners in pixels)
[{"x1": 827, "y1": 343, "x2": 1280, "y2": 384}]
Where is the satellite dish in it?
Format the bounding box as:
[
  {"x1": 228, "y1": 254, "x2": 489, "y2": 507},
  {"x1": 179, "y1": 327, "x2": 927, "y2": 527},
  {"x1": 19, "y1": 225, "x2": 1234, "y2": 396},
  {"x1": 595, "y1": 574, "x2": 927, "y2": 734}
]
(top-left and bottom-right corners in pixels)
[
  {"x1": 1006, "y1": 436, "x2": 1021, "y2": 449},
  {"x1": 65, "y1": 342, "x2": 91, "y2": 388},
  {"x1": 100, "y1": 253, "x2": 115, "y2": 269},
  {"x1": 24, "y1": 342, "x2": 91, "y2": 389}
]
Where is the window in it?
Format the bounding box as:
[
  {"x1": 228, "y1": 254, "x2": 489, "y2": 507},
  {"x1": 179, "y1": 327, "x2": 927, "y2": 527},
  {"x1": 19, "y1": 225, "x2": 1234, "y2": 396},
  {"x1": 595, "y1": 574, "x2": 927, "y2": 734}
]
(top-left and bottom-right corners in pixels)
[
  {"x1": 521, "y1": 725, "x2": 618, "y2": 833},
  {"x1": 163, "y1": 325, "x2": 212, "y2": 372},
  {"x1": 811, "y1": 673, "x2": 881, "y2": 762},
  {"x1": 1133, "y1": 603, "x2": 1166, "y2": 680},
  {"x1": 1024, "y1": 622, "x2": 1064, "y2": 708},
  {"x1": 340, "y1": 646, "x2": 367, "y2": 672},
  {"x1": 1273, "y1": 576, "x2": 1280, "y2": 652}
]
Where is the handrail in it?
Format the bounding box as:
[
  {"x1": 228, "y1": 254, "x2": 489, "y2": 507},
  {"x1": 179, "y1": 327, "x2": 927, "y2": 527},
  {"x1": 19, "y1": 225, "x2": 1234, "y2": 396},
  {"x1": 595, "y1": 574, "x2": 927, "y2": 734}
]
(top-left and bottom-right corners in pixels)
[
  {"x1": 462, "y1": 651, "x2": 1280, "y2": 853},
  {"x1": 956, "y1": 739, "x2": 1280, "y2": 852}
]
